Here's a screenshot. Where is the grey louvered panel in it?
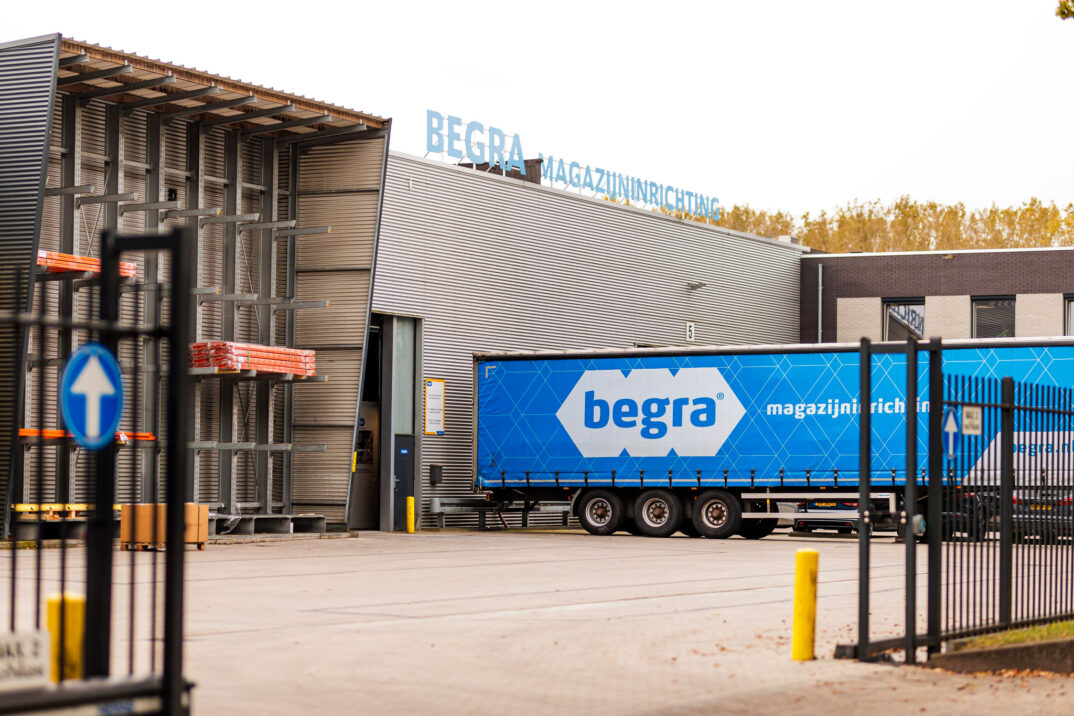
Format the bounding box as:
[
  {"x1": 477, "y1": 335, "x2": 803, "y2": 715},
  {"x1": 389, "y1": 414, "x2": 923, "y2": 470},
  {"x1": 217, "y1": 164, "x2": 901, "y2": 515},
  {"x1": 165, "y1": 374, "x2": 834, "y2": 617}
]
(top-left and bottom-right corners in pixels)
[
  {"x1": 0, "y1": 34, "x2": 59, "y2": 516},
  {"x1": 123, "y1": 110, "x2": 147, "y2": 161},
  {"x1": 78, "y1": 103, "x2": 106, "y2": 259},
  {"x1": 23, "y1": 445, "x2": 57, "y2": 503},
  {"x1": 73, "y1": 450, "x2": 93, "y2": 504},
  {"x1": 235, "y1": 381, "x2": 257, "y2": 504},
  {"x1": 202, "y1": 130, "x2": 225, "y2": 178},
  {"x1": 236, "y1": 146, "x2": 262, "y2": 343},
  {"x1": 290, "y1": 135, "x2": 385, "y2": 525},
  {"x1": 292, "y1": 425, "x2": 351, "y2": 521},
  {"x1": 374, "y1": 153, "x2": 804, "y2": 527},
  {"x1": 293, "y1": 348, "x2": 362, "y2": 425},
  {"x1": 295, "y1": 193, "x2": 377, "y2": 271},
  {"x1": 40, "y1": 156, "x2": 61, "y2": 252},
  {"x1": 294, "y1": 271, "x2": 369, "y2": 346},
  {"x1": 199, "y1": 184, "x2": 224, "y2": 340},
  {"x1": 297, "y1": 139, "x2": 383, "y2": 192},
  {"x1": 197, "y1": 380, "x2": 219, "y2": 504}
]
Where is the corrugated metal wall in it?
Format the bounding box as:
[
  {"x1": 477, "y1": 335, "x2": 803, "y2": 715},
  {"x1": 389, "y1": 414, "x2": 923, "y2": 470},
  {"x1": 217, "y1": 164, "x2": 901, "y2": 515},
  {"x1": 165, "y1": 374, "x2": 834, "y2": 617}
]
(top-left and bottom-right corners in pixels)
[
  {"x1": 291, "y1": 136, "x2": 386, "y2": 523},
  {"x1": 373, "y1": 153, "x2": 805, "y2": 527},
  {"x1": 0, "y1": 34, "x2": 59, "y2": 521}
]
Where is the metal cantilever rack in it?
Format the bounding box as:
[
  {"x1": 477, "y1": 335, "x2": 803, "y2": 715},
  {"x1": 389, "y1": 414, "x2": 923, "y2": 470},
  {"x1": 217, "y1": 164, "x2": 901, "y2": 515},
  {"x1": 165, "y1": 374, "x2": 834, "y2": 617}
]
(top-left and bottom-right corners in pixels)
[{"x1": 13, "y1": 86, "x2": 342, "y2": 539}]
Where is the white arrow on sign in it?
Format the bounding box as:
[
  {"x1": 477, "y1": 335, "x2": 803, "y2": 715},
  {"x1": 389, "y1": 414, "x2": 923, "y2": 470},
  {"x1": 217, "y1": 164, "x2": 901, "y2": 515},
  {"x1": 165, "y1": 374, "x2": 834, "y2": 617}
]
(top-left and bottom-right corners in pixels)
[
  {"x1": 943, "y1": 409, "x2": 959, "y2": 458},
  {"x1": 70, "y1": 355, "x2": 116, "y2": 440}
]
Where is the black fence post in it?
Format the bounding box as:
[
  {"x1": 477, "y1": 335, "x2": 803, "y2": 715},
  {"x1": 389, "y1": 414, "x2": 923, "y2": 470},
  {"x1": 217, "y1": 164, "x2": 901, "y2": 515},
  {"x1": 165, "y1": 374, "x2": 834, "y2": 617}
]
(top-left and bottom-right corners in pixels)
[
  {"x1": 926, "y1": 337, "x2": 943, "y2": 655},
  {"x1": 84, "y1": 229, "x2": 120, "y2": 678},
  {"x1": 163, "y1": 227, "x2": 193, "y2": 716},
  {"x1": 904, "y1": 336, "x2": 918, "y2": 663},
  {"x1": 858, "y1": 337, "x2": 872, "y2": 659},
  {"x1": 999, "y1": 376, "x2": 1014, "y2": 626}
]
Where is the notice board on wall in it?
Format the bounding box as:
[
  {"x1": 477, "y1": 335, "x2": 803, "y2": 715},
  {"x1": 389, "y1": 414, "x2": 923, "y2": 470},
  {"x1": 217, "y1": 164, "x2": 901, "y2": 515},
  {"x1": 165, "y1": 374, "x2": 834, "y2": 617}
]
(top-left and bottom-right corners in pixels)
[{"x1": 424, "y1": 378, "x2": 445, "y2": 435}]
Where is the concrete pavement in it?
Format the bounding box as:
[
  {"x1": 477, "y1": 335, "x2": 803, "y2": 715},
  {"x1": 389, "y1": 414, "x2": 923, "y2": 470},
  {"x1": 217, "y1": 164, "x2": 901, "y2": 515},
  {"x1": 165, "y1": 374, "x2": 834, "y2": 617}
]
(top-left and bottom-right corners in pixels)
[
  {"x1": 5, "y1": 529, "x2": 1071, "y2": 713},
  {"x1": 178, "y1": 530, "x2": 1071, "y2": 714}
]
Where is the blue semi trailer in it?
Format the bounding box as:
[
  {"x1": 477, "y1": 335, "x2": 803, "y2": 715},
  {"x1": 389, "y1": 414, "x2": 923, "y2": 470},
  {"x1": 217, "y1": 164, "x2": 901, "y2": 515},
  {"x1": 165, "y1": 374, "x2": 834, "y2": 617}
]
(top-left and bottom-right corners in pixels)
[{"x1": 472, "y1": 339, "x2": 1074, "y2": 538}]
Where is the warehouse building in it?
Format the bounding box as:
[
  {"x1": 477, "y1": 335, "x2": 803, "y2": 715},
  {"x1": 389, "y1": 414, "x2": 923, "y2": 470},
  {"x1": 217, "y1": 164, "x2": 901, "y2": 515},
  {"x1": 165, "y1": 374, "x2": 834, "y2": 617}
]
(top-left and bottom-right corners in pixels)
[
  {"x1": 365, "y1": 154, "x2": 806, "y2": 529},
  {"x1": 0, "y1": 34, "x2": 809, "y2": 533},
  {"x1": 22, "y1": 36, "x2": 1069, "y2": 535}
]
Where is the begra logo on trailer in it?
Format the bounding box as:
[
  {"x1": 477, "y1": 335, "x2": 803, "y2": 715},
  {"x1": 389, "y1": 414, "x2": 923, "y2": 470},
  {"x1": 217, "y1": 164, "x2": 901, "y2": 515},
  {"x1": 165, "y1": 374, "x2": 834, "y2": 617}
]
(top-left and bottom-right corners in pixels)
[{"x1": 556, "y1": 368, "x2": 746, "y2": 458}]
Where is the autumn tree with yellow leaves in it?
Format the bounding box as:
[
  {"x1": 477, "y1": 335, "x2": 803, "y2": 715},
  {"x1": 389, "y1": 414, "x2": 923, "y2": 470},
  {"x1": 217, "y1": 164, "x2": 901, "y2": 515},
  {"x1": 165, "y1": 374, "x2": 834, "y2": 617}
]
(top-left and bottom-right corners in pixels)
[{"x1": 715, "y1": 198, "x2": 1074, "y2": 253}]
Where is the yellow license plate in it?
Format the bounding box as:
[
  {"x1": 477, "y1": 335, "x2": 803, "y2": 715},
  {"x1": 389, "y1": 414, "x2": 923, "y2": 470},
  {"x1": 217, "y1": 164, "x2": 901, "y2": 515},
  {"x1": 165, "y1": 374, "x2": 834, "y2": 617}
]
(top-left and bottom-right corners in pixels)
[
  {"x1": 815, "y1": 502, "x2": 837, "y2": 507},
  {"x1": 1029, "y1": 505, "x2": 1053, "y2": 511}
]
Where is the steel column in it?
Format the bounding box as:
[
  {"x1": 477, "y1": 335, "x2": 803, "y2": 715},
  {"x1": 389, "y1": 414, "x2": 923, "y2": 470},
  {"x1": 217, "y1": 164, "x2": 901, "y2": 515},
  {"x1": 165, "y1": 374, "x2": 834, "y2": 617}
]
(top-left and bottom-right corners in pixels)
[
  {"x1": 904, "y1": 336, "x2": 918, "y2": 663},
  {"x1": 141, "y1": 112, "x2": 164, "y2": 502},
  {"x1": 857, "y1": 337, "x2": 872, "y2": 659},
  {"x1": 57, "y1": 93, "x2": 81, "y2": 503},
  {"x1": 185, "y1": 121, "x2": 203, "y2": 503},
  {"x1": 218, "y1": 130, "x2": 240, "y2": 515},
  {"x1": 255, "y1": 138, "x2": 277, "y2": 514},
  {"x1": 162, "y1": 227, "x2": 193, "y2": 716},
  {"x1": 282, "y1": 144, "x2": 297, "y2": 515},
  {"x1": 999, "y1": 376, "x2": 1014, "y2": 625},
  {"x1": 926, "y1": 337, "x2": 943, "y2": 654},
  {"x1": 84, "y1": 230, "x2": 121, "y2": 678}
]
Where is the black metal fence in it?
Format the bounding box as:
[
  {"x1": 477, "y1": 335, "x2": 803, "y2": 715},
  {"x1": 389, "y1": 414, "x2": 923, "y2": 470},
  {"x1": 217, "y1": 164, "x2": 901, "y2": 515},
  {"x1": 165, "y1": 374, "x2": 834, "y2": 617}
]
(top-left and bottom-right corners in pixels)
[
  {"x1": 841, "y1": 337, "x2": 1074, "y2": 663},
  {"x1": 942, "y1": 374, "x2": 1074, "y2": 640},
  {"x1": 1, "y1": 228, "x2": 192, "y2": 714}
]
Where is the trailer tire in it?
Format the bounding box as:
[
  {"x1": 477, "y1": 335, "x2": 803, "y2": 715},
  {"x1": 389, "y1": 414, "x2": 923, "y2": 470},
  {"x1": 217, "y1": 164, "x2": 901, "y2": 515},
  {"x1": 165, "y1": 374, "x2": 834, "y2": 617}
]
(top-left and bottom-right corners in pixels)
[
  {"x1": 737, "y1": 500, "x2": 778, "y2": 539},
  {"x1": 578, "y1": 490, "x2": 624, "y2": 536},
  {"x1": 692, "y1": 489, "x2": 741, "y2": 539},
  {"x1": 679, "y1": 520, "x2": 700, "y2": 537},
  {"x1": 634, "y1": 490, "x2": 683, "y2": 538}
]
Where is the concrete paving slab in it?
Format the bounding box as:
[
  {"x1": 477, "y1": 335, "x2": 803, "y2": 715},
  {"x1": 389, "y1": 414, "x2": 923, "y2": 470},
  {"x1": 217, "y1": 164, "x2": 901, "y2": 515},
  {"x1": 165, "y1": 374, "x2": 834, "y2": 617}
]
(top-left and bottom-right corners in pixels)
[{"x1": 4, "y1": 530, "x2": 1072, "y2": 714}]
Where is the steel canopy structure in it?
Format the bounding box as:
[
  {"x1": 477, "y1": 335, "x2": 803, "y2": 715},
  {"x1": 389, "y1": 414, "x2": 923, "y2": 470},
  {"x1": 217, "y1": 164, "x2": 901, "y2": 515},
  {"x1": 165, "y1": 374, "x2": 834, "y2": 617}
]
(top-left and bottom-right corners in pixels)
[{"x1": 1, "y1": 34, "x2": 390, "y2": 533}]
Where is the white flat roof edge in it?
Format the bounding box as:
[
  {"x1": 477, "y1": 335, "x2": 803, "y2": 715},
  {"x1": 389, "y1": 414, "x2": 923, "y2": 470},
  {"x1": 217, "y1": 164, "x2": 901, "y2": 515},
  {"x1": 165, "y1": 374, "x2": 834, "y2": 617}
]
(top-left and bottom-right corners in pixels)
[
  {"x1": 389, "y1": 151, "x2": 811, "y2": 254},
  {"x1": 473, "y1": 336, "x2": 1074, "y2": 360},
  {"x1": 804, "y1": 246, "x2": 1074, "y2": 259}
]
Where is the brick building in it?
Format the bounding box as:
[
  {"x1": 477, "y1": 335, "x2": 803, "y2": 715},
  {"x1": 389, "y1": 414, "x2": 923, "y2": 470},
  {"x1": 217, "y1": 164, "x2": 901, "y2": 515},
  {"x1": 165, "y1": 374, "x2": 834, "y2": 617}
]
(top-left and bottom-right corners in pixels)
[{"x1": 799, "y1": 248, "x2": 1074, "y2": 344}]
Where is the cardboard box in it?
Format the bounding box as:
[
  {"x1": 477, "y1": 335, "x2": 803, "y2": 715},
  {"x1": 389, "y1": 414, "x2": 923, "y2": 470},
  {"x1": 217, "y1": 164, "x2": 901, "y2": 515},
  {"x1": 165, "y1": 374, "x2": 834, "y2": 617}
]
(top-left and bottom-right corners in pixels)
[{"x1": 120, "y1": 503, "x2": 208, "y2": 546}]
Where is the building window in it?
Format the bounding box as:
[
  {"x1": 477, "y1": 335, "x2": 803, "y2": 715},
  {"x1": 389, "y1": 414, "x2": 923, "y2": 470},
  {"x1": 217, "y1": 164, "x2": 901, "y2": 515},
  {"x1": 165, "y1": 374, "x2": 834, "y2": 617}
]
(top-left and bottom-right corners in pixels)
[
  {"x1": 883, "y1": 302, "x2": 924, "y2": 340},
  {"x1": 972, "y1": 297, "x2": 1016, "y2": 338},
  {"x1": 1067, "y1": 298, "x2": 1074, "y2": 336}
]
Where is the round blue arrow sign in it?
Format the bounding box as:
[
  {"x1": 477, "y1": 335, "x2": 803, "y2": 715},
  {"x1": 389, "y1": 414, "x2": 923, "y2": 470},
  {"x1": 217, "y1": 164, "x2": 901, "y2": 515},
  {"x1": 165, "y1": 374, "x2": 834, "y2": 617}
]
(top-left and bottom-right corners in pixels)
[{"x1": 60, "y1": 343, "x2": 124, "y2": 450}]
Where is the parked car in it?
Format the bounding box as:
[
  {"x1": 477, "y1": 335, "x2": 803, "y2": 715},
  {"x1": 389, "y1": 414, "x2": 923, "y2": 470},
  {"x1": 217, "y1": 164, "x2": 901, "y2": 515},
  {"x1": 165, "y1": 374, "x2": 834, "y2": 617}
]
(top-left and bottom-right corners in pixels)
[
  {"x1": 793, "y1": 496, "x2": 897, "y2": 535},
  {"x1": 1011, "y1": 490, "x2": 1074, "y2": 543}
]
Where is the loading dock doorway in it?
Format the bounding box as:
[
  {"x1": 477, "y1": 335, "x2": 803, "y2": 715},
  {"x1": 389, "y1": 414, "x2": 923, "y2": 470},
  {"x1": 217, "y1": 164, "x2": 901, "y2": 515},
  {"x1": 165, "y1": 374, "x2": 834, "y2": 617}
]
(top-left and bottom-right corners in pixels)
[{"x1": 347, "y1": 314, "x2": 420, "y2": 531}]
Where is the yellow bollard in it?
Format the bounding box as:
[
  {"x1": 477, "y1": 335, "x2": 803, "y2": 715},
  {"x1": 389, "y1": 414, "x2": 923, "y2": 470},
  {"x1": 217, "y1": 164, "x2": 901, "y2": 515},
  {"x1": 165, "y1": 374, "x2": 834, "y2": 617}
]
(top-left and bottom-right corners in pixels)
[
  {"x1": 46, "y1": 592, "x2": 85, "y2": 682},
  {"x1": 406, "y1": 496, "x2": 415, "y2": 533},
  {"x1": 791, "y1": 549, "x2": 819, "y2": 661}
]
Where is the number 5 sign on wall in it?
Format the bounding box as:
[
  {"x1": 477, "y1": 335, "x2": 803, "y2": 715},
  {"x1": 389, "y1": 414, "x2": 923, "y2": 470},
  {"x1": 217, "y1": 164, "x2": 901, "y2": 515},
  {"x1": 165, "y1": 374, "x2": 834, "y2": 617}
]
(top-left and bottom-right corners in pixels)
[{"x1": 424, "y1": 378, "x2": 446, "y2": 435}]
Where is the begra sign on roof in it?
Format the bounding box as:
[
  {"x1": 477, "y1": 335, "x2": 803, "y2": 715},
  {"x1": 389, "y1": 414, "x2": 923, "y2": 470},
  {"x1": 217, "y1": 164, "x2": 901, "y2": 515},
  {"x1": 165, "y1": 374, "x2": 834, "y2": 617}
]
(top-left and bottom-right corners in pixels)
[{"x1": 425, "y1": 109, "x2": 721, "y2": 220}]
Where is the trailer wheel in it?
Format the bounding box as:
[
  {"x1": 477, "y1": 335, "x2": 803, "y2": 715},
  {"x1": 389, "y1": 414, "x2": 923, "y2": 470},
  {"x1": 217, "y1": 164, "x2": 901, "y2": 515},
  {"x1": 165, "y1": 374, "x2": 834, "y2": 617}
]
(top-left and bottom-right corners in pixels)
[
  {"x1": 634, "y1": 490, "x2": 683, "y2": 538},
  {"x1": 738, "y1": 500, "x2": 778, "y2": 539},
  {"x1": 692, "y1": 489, "x2": 741, "y2": 539},
  {"x1": 578, "y1": 490, "x2": 624, "y2": 536}
]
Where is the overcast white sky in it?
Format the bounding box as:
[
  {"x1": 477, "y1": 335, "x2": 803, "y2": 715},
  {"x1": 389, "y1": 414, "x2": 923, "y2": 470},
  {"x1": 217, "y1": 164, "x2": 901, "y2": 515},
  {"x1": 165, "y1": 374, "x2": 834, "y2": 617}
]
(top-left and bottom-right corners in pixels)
[{"x1": 7, "y1": 1, "x2": 1072, "y2": 218}]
